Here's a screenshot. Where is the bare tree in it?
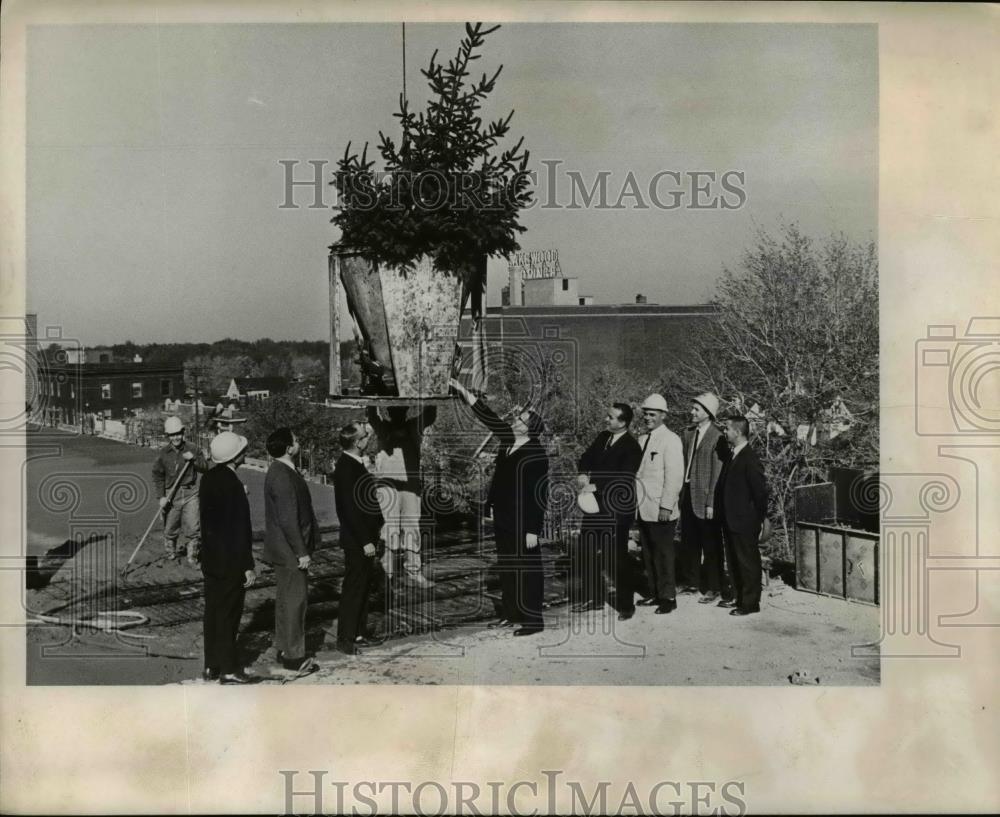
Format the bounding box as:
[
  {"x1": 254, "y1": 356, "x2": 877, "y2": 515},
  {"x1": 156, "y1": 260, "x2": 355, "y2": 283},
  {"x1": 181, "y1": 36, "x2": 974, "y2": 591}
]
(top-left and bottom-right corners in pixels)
[{"x1": 662, "y1": 224, "x2": 878, "y2": 552}]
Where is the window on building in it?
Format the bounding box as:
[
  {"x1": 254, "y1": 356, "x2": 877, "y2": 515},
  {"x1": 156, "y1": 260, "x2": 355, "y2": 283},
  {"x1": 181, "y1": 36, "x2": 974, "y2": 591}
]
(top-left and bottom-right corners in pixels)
[
  {"x1": 101, "y1": 383, "x2": 111, "y2": 400},
  {"x1": 132, "y1": 382, "x2": 143, "y2": 399},
  {"x1": 562, "y1": 279, "x2": 569, "y2": 291},
  {"x1": 160, "y1": 379, "x2": 172, "y2": 397}
]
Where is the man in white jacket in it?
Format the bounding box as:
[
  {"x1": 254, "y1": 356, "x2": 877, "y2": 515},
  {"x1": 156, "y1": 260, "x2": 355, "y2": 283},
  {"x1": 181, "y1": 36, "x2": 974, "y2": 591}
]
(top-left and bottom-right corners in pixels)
[{"x1": 635, "y1": 394, "x2": 685, "y2": 615}]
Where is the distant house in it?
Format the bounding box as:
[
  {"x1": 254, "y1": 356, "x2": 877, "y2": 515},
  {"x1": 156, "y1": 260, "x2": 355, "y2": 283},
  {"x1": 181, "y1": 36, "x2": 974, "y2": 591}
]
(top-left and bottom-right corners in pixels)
[{"x1": 225, "y1": 376, "x2": 288, "y2": 402}]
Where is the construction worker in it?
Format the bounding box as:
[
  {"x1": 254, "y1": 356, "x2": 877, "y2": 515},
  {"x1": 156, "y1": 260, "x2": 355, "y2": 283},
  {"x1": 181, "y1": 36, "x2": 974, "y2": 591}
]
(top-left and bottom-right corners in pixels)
[{"x1": 152, "y1": 415, "x2": 209, "y2": 565}]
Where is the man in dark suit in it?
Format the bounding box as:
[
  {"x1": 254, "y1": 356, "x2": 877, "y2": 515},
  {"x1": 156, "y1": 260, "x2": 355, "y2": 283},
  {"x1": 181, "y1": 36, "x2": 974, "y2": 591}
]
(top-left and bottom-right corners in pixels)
[
  {"x1": 716, "y1": 414, "x2": 769, "y2": 616},
  {"x1": 263, "y1": 427, "x2": 319, "y2": 674},
  {"x1": 332, "y1": 422, "x2": 383, "y2": 654},
  {"x1": 450, "y1": 378, "x2": 550, "y2": 636},
  {"x1": 575, "y1": 402, "x2": 643, "y2": 620},
  {"x1": 199, "y1": 431, "x2": 257, "y2": 684},
  {"x1": 679, "y1": 392, "x2": 731, "y2": 604}
]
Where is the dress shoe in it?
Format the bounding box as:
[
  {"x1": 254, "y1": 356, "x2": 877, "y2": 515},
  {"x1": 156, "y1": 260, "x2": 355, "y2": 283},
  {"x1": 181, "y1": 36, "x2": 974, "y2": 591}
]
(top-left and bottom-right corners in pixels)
[
  {"x1": 202, "y1": 667, "x2": 219, "y2": 682},
  {"x1": 336, "y1": 641, "x2": 359, "y2": 655},
  {"x1": 730, "y1": 607, "x2": 760, "y2": 617},
  {"x1": 403, "y1": 572, "x2": 435, "y2": 589},
  {"x1": 487, "y1": 618, "x2": 515, "y2": 629},
  {"x1": 698, "y1": 592, "x2": 720, "y2": 604},
  {"x1": 512, "y1": 626, "x2": 544, "y2": 637},
  {"x1": 654, "y1": 599, "x2": 677, "y2": 615},
  {"x1": 717, "y1": 599, "x2": 737, "y2": 609},
  {"x1": 219, "y1": 672, "x2": 256, "y2": 685},
  {"x1": 678, "y1": 586, "x2": 699, "y2": 596},
  {"x1": 636, "y1": 597, "x2": 657, "y2": 607},
  {"x1": 354, "y1": 634, "x2": 385, "y2": 647},
  {"x1": 617, "y1": 610, "x2": 635, "y2": 621}
]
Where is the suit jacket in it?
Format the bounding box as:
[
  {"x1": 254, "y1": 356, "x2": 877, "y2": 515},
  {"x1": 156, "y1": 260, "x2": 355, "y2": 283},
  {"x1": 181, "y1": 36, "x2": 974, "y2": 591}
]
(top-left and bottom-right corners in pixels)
[
  {"x1": 333, "y1": 453, "x2": 384, "y2": 549},
  {"x1": 198, "y1": 464, "x2": 254, "y2": 578},
  {"x1": 716, "y1": 444, "x2": 768, "y2": 535},
  {"x1": 682, "y1": 422, "x2": 724, "y2": 518},
  {"x1": 263, "y1": 460, "x2": 319, "y2": 566},
  {"x1": 472, "y1": 399, "x2": 549, "y2": 536},
  {"x1": 578, "y1": 430, "x2": 642, "y2": 523},
  {"x1": 635, "y1": 424, "x2": 685, "y2": 522}
]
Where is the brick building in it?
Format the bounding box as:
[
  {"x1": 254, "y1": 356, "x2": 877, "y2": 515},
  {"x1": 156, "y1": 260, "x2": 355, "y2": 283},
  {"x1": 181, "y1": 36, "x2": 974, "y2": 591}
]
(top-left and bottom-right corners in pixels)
[
  {"x1": 460, "y1": 299, "x2": 717, "y2": 389},
  {"x1": 38, "y1": 357, "x2": 185, "y2": 426}
]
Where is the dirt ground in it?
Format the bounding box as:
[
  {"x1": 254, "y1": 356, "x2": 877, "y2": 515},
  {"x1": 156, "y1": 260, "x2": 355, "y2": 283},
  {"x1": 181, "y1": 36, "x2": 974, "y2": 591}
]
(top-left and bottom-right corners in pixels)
[{"x1": 238, "y1": 582, "x2": 881, "y2": 687}]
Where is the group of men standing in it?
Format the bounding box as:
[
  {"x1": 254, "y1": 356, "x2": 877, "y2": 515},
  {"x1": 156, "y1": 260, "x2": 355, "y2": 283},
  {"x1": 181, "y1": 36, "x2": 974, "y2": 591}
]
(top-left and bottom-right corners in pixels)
[
  {"x1": 147, "y1": 386, "x2": 767, "y2": 682},
  {"x1": 151, "y1": 414, "x2": 409, "y2": 683},
  {"x1": 574, "y1": 391, "x2": 769, "y2": 621}
]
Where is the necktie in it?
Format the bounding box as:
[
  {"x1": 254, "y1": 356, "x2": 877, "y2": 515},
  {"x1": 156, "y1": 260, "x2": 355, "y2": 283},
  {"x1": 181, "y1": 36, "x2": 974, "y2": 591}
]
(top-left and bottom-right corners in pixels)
[{"x1": 685, "y1": 427, "x2": 700, "y2": 482}]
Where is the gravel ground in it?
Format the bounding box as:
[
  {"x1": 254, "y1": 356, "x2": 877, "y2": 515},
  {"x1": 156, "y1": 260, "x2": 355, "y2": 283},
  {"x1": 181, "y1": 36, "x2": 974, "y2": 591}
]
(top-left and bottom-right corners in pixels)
[{"x1": 242, "y1": 583, "x2": 880, "y2": 687}]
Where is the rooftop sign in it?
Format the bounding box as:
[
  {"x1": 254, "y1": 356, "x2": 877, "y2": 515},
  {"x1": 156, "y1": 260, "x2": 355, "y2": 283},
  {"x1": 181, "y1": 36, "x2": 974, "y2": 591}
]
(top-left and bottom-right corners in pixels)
[{"x1": 508, "y1": 249, "x2": 562, "y2": 281}]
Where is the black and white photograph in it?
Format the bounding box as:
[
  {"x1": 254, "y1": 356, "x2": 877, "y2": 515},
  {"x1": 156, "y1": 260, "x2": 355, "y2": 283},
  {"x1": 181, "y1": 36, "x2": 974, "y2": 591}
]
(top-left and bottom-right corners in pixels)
[
  {"x1": 20, "y1": 16, "x2": 879, "y2": 687},
  {"x1": 1, "y1": 2, "x2": 997, "y2": 815}
]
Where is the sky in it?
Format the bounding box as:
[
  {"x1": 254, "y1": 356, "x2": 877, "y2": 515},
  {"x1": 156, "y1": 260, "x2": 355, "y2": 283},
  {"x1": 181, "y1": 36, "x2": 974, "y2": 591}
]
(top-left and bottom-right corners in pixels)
[{"x1": 26, "y1": 22, "x2": 876, "y2": 345}]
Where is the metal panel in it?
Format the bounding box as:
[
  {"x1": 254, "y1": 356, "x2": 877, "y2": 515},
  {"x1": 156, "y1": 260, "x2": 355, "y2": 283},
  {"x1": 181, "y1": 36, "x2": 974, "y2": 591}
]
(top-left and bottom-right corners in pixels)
[
  {"x1": 845, "y1": 533, "x2": 878, "y2": 604},
  {"x1": 818, "y1": 529, "x2": 845, "y2": 597},
  {"x1": 379, "y1": 255, "x2": 464, "y2": 398},
  {"x1": 796, "y1": 521, "x2": 879, "y2": 606},
  {"x1": 795, "y1": 524, "x2": 818, "y2": 591}
]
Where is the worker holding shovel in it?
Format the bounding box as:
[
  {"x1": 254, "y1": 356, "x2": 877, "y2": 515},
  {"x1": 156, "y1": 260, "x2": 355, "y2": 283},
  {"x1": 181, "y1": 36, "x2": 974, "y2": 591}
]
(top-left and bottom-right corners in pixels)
[{"x1": 152, "y1": 416, "x2": 209, "y2": 565}]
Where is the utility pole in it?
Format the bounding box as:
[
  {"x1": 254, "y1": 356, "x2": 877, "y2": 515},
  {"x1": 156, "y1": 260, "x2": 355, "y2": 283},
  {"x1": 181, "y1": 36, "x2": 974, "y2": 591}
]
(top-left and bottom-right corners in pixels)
[{"x1": 193, "y1": 369, "x2": 201, "y2": 444}]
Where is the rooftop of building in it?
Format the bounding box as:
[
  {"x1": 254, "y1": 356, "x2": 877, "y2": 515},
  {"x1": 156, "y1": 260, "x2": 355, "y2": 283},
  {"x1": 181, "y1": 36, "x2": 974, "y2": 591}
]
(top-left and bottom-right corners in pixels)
[
  {"x1": 232, "y1": 376, "x2": 289, "y2": 391},
  {"x1": 485, "y1": 302, "x2": 719, "y2": 316},
  {"x1": 41, "y1": 361, "x2": 184, "y2": 374}
]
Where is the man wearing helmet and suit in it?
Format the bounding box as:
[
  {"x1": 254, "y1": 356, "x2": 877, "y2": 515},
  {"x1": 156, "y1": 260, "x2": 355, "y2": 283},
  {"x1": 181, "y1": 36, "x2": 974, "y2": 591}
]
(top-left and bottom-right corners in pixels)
[
  {"x1": 635, "y1": 394, "x2": 685, "y2": 615},
  {"x1": 199, "y1": 430, "x2": 257, "y2": 684},
  {"x1": 679, "y1": 392, "x2": 732, "y2": 604},
  {"x1": 152, "y1": 415, "x2": 209, "y2": 565}
]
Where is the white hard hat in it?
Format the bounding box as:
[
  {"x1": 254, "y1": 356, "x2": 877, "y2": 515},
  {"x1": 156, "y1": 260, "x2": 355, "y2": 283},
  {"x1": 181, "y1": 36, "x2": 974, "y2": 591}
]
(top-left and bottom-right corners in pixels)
[
  {"x1": 577, "y1": 483, "x2": 599, "y2": 514},
  {"x1": 163, "y1": 416, "x2": 184, "y2": 434},
  {"x1": 210, "y1": 431, "x2": 248, "y2": 464},
  {"x1": 640, "y1": 394, "x2": 668, "y2": 413},
  {"x1": 693, "y1": 392, "x2": 720, "y2": 419}
]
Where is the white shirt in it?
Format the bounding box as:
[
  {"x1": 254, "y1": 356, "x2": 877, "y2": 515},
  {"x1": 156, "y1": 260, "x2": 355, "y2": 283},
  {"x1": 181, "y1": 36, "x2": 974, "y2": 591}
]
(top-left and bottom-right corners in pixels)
[
  {"x1": 607, "y1": 429, "x2": 627, "y2": 448},
  {"x1": 344, "y1": 451, "x2": 367, "y2": 467},
  {"x1": 731, "y1": 440, "x2": 748, "y2": 459}
]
